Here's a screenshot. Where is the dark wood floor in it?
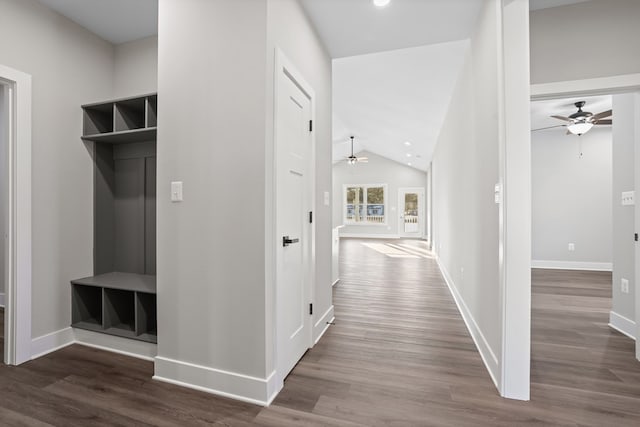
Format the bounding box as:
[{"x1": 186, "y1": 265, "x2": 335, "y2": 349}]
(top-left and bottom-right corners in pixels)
[{"x1": 0, "y1": 240, "x2": 638, "y2": 425}]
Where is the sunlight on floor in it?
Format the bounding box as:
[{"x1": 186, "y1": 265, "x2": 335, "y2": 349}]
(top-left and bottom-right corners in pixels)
[{"x1": 361, "y1": 242, "x2": 432, "y2": 258}]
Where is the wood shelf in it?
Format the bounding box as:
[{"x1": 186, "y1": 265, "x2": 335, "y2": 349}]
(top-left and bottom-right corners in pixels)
[
  {"x1": 82, "y1": 127, "x2": 157, "y2": 144},
  {"x1": 71, "y1": 272, "x2": 156, "y2": 294}
]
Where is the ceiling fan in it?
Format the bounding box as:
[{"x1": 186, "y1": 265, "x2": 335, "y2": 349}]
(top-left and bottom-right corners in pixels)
[
  {"x1": 346, "y1": 136, "x2": 368, "y2": 165},
  {"x1": 533, "y1": 101, "x2": 612, "y2": 135}
]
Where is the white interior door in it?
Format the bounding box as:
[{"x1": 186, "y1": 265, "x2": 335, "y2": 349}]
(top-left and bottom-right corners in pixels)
[
  {"x1": 398, "y1": 188, "x2": 424, "y2": 238},
  {"x1": 275, "y1": 55, "x2": 313, "y2": 383}
]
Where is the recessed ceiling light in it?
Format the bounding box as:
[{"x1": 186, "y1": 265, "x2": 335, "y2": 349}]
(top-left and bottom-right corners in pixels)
[
  {"x1": 373, "y1": 0, "x2": 391, "y2": 8},
  {"x1": 406, "y1": 153, "x2": 412, "y2": 157},
  {"x1": 404, "y1": 141, "x2": 411, "y2": 146}
]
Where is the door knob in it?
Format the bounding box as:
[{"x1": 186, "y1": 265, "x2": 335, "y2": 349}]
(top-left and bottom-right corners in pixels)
[{"x1": 282, "y1": 236, "x2": 300, "y2": 247}]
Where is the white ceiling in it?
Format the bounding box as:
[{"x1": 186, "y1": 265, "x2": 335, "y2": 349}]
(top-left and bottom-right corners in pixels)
[
  {"x1": 37, "y1": 0, "x2": 157, "y2": 44},
  {"x1": 300, "y1": 0, "x2": 482, "y2": 59},
  {"x1": 332, "y1": 41, "x2": 468, "y2": 171},
  {"x1": 531, "y1": 95, "x2": 612, "y2": 134}
]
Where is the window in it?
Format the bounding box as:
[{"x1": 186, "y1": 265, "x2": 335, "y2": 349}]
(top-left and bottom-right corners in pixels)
[{"x1": 345, "y1": 184, "x2": 386, "y2": 224}]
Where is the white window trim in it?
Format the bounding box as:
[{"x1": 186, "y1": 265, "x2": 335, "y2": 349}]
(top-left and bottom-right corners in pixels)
[{"x1": 343, "y1": 183, "x2": 388, "y2": 226}]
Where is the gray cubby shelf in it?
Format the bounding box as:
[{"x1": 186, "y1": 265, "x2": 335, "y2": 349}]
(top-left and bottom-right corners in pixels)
[
  {"x1": 73, "y1": 93, "x2": 158, "y2": 345},
  {"x1": 81, "y1": 93, "x2": 157, "y2": 143},
  {"x1": 71, "y1": 273, "x2": 157, "y2": 343}
]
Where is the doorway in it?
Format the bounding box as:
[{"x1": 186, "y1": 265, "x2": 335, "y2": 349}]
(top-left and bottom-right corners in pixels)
[
  {"x1": 398, "y1": 187, "x2": 424, "y2": 238},
  {"x1": 0, "y1": 64, "x2": 32, "y2": 366},
  {"x1": 274, "y1": 50, "x2": 315, "y2": 387}
]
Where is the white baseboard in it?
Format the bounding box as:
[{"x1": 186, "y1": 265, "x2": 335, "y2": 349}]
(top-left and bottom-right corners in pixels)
[
  {"x1": 30, "y1": 327, "x2": 157, "y2": 361},
  {"x1": 153, "y1": 356, "x2": 276, "y2": 406},
  {"x1": 74, "y1": 328, "x2": 157, "y2": 361},
  {"x1": 31, "y1": 327, "x2": 75, "y2": 359},
  {"x1": 609, "y1": 311, "x2": 636, "y2": 340},
  {"x1": 531, "y1": 260, "x2": 612, "y2": 271},
  {"x1": 0, "y1": 292, "x2": 4, "y2": 307},
  {"x1": 313, "y1": 304, "x2": 335, "y2": 344},
  {"x1": 435, "y1": 254, "x2": 500, "y2": 391},
  {"x1": 339, "y1": 233, "x2": 400, "y2": 239}
]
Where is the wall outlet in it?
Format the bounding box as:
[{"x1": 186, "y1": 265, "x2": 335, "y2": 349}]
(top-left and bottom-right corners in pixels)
[
  {"x1": 568, "y1": 243, "x2": 575, "y2": 251},
  {"x1": 621, "y1": 278, "x2": 630, "y2": 294},
  {"x1": 622, "y1": 191, "x2": 635, "y2": 206}
]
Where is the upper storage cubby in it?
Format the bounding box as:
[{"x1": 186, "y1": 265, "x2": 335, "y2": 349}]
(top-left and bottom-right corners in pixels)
[{"x1": 82, "y1": 93, "x2": 157, "y2": 144}]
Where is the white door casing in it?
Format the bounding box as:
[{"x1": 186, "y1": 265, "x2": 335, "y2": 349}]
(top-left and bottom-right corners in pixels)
[
  {"x1": 274, "y1": 50, "x2": 314, "y2": 386},
  {"x1": 398, "y1": 188, "x2": 424, "y2": 238},
  {"x1": 0, "y1": 64, "x2": 32, "y2": 365}
]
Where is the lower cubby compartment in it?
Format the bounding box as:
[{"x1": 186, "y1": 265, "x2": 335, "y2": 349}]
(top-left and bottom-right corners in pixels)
[
  {"x1": 136, "y1": 292, "x2": 157, "y2": 343},
  {"x1": 104, "y1": 288, "x2": 136, "y2": 338},
  {"x1": 71, "y1": 284, "x2": 103, "y2": 331}
]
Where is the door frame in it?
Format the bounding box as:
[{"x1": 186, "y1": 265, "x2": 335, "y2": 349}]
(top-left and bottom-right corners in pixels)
[
  {"x1": 273, "y1": 48, "x2": 316, "y2": 388},
  {"x1": 529, "y1": 74, "x2": 640, "y2": 361},
  {"x1": 397, "y1": 187, "x2": 425, "y2": 238},
  {"x1": 0, "y1": 64, "x2": 32, "y2": 365}
]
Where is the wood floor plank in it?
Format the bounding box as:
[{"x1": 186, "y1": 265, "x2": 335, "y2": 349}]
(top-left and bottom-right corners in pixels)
[{"x1": 1, "y1": 240, "x2": 639, "y2": 425}]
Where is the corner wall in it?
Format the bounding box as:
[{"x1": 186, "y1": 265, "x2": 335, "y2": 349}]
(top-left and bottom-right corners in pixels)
[
  {"x1": 611, "y1": 93, "x2": 637, "y2": 336},
  {"x1": 114, "y1": 36, "x2": 158, "y2": 98},
  {"x1": 431, "y1": 2, "x2": 502, "y2": 389},
  {"x1": 431, "y1": 0, "x2": 532, "y2": 400},
  {"x1": 0, "y1": 0, "x2": 114, "y2": 339}
]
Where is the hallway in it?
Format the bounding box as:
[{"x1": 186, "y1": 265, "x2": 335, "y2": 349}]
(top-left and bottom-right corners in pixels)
[{"x1": 0, "y1": 239, "x2": 639, "y2": 425}]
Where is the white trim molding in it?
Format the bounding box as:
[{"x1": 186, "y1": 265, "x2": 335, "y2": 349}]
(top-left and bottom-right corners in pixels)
[
  {"x1": 435, "y1": 254, "x2": 500, "y2": 390},
  {"x1": 0, "y1": 292, "x2": 4, "y2": 307},
  {"x1": 74, "y1": 329, "x2": 157, "y2": 361},
  {"x1": 30, "y1": 327, "x2": 157, "y2": 362},
  {"x1": 0, "y1": 64, "x2": 32, "y2": 366},
  {"x1": 154, "y1": 356, "x2": 278, "y2": 406},
  {"x1": 31, "y1": 327, "x2": 75, "y2": 359},
  {"x1": 531, "y1": 260, "x2": 612, "y2": 271},
  {"x1": 609, "y1": 311, "x2": 636, "y2": 340},
  {"x1": 531, "y1": 73, "x2": 640, "y2": 101},
  {"x1": 313, "y1": 305, "x2": 334, "y2": 344}
]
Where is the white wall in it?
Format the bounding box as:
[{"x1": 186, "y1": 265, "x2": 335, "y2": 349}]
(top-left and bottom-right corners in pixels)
[
  {"x1": 113, "y1": 36, "x2": 158, "y2": 98},
  {"x1": 612, "y1": 93, "x2": 636, "y2": 327},
  {"x1": 431, "y1": 0, "x2": 502, "y2": 391},
  {"x1": 156, "y1": 0, "x2": 331, "y2": 404},
  {"x1": 156, "y1": 0, "x2": 269, "y2": 391},
  {"x1": 532, "y1": 128, "x2": 612, "y2": 269},
  {"x1": 332, "y1": 151, "x2": 426, "y2": 237},
  {"x1": 530, "y1": 0, "x2": 640, "y2": 84},
  {"x1": 0, "y1": 0, "x2": 114, "y2": 338}
]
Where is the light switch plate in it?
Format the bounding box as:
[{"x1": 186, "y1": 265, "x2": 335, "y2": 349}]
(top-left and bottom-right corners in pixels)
[
  {"x1": 171, "y1": 181, "x2": 183, "y2": 202},
  {"x1": 494, "y1": 183, "x2": 502, "y2": 204},
  {"x1": 622, "y1": 191, "x2": 635, "y2": 206}
]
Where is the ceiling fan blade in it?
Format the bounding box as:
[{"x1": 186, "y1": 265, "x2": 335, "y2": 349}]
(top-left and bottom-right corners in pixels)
[
  {"x1": 591, "y1": 109, "x2": 612, "y2": 121},
  {"x1": 594, "y1": 119, "x2": 612, "y2": 125},
  {"x1": 532, "y1": 124, "x2": 566, "y2": 132},
  {"x1": 551, "y1": 115, "x2": 572, "y2": 122}
]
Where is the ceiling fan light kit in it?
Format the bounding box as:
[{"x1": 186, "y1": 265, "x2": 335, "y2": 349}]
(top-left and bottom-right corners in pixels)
[
  {"x1": 533, "y1": 100, "x2": 612, "y2": 136},
  {"x1": 567, "y1": 121, "x2": 593, "y2": 136}
]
